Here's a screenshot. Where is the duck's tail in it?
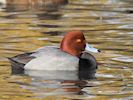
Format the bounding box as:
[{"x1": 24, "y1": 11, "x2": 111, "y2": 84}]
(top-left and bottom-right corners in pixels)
[{"x1": 7, "y1": 57, "x2": 25, "y2": 74}]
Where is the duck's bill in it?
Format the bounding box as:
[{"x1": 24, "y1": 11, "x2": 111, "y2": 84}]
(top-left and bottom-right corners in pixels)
[{"x1": 85, "y1": 43, "x2": 101, "y2": 53}]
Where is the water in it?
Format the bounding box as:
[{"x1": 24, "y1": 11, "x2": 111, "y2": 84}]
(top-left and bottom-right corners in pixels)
[{"x1": 0, "y1": 0, "x2": 133, "y2": 100}]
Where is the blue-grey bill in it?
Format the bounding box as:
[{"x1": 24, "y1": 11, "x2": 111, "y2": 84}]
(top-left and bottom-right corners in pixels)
[{"x1": 85, "y1": 43, "x2": 100, "y2": 53}]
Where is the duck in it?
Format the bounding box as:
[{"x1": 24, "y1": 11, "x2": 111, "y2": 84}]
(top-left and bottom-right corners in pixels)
[{"x1": 9, "y1": 31, "x2": 100, "y2": 76}]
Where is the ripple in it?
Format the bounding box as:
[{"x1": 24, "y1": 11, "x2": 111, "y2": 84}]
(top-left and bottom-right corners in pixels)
[
  {"x1": 118, "y1": 24, "x2": 133, "y2": 29},
  {"x1": 112, "y1": 56, "x2": 133, "y2": 63},
  {"x1": 128, "y1": 32, "x2": 133, "y2": 34},
  {"x1": 0, "y1": 0, "x2": 133, "y2": 100},
  {"x1": 96, "y1": 73, "x2": 121, "y2": 79}
]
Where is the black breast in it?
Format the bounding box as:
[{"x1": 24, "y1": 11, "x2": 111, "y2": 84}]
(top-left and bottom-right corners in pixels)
[{"x1": 79, "y1": 52, "x2": 97, "y2": 80}]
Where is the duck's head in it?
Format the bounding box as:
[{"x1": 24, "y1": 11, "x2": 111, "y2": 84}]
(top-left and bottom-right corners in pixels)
[{"x1": 60, "y1": 30, "x2": 100, "y2": 57}]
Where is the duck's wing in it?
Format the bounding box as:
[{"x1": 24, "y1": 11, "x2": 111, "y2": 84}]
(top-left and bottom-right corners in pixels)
[{"x1": 8, "y1": 52, "x2": 35, "y2": 74}]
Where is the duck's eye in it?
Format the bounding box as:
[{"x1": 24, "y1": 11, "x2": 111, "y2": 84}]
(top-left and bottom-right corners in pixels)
[{"x1": 76, "y1": 39, "x2": 82, "y2": 43}]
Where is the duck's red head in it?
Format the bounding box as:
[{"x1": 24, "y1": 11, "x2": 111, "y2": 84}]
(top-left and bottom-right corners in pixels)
[{"x1": 60, "y1": 31, "x2": 86, "y2": 57}]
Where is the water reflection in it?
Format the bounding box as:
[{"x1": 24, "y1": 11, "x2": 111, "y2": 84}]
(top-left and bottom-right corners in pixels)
[
  {"x1": 21, "y1": 78, "x2": 88, "y2": 97},
  {"x1": 0, "y1": 0, "x2": 133, "y2": 100},
  {"x1": 5, "y1": 0, "x2": 68, "y2": 12}
]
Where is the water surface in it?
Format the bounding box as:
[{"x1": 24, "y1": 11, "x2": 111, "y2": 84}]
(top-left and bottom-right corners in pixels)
[{"x1": 0, "y1": 0, "x2": 133, "y2": 100}]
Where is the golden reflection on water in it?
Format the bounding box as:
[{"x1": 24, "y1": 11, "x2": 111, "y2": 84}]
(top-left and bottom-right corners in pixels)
[{"x1": 0, "y1": 0, "x2": 133, "y2": 100}]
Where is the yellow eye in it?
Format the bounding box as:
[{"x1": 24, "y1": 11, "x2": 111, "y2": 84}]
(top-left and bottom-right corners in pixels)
[{"x1": 76, "y1": 39, "x2": 82, "y2": 43}]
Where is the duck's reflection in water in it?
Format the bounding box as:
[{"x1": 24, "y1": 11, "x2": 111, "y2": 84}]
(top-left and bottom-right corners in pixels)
[{"x1": 18, "y1": 70, "x2": 95, "y2": 97}]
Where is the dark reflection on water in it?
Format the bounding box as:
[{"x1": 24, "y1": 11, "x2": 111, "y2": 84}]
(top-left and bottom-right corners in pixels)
[
  {"x1": 0, "y1": 0, "x2": 133, "y2": 100},
  {"x1": 5, "y1": 0, "x2": 68, "y2": 12}
]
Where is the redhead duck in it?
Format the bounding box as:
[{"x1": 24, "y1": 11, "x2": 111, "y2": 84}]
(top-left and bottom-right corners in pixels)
[{"x1": 9, "y1": 31, "x2": 100, "y2": 75}]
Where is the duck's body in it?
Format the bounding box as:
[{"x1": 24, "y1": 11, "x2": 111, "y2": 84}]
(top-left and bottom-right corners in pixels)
[
  {"x1": 9, "y1": 31, "x2": 100, "y2": 77},
  {"x1": 25, "y1": 46, "x2": 79, "y2": 70}
]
